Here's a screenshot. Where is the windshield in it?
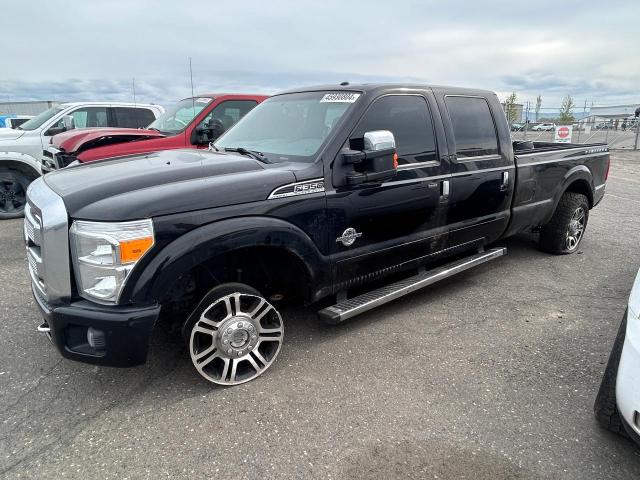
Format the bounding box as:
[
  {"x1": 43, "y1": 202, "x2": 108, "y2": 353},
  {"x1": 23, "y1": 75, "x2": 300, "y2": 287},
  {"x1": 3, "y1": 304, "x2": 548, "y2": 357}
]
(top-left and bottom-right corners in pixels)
[
  {"x1": 18, "y1": 106, "x2": 64, "y2": 131},
  {"x1": 147, "y1": 97, "x2": 212, "y2": 134},
  {"x1": 215, "y1": 91, "x2": 360, "y2": 163}
]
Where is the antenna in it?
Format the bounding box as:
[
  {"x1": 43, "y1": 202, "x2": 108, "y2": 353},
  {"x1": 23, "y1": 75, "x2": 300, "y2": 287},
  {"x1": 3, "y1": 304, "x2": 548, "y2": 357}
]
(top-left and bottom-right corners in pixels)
[
  {"x1": 132, "y1": 77, "x2": 137, "y2": 107},
  {"x1": 189, "y1": 57, "x2": 196, "y2": 117}
]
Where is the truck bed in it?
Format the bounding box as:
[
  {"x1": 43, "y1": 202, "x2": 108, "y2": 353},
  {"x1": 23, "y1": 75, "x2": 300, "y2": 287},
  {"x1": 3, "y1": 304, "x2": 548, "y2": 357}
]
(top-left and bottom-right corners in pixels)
[{"x1": 505, "y1": 141, "x2": 610, "y2": 237}]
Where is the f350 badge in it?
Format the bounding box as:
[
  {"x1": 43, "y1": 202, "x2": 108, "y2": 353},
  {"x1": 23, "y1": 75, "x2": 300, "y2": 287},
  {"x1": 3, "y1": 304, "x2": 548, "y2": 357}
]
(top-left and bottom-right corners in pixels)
[{"x1": 336, "y1": 228, "x2": 362, "y2": 247}]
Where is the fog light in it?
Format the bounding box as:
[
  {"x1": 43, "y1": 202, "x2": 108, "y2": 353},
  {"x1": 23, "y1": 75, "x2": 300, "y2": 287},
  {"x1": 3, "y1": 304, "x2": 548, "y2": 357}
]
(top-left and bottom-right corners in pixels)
[{"x1": 87, "y1": 327, "x2": 106, "y2": 350}]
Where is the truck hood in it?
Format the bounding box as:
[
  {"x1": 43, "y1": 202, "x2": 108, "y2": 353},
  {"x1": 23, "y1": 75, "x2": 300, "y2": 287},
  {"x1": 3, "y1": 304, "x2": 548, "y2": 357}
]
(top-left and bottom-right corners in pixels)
[
  {"x1": 43, "y1": 149, "x2": 295, "y2": 221},
  {"x1": 52, "y1": 128, "x2": 166, "y2": 153},
  {"x1": 0, "y1": 128, "x2": 25, "y2": 141}
]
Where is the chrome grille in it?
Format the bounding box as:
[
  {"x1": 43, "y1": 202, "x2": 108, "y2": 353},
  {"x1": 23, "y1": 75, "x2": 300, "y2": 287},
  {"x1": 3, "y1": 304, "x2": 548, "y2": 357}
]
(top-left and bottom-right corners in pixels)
[
  {"x1": 24, "y1": 202, "x2": 46, "y2": 296},
  {"x1": 24, "y1": 177, "x2": 71, "y2": 305}
]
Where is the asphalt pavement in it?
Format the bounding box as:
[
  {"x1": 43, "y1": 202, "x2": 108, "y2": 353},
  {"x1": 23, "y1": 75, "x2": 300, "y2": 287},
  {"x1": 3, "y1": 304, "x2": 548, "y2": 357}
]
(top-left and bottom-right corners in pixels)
[{"x1": 1, "y1": 151, "x2": 640, "y2": 479}]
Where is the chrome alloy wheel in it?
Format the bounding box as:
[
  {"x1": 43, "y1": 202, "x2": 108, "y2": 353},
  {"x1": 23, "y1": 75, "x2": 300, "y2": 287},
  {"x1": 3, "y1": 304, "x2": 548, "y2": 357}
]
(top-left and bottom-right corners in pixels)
[
  {"x1": 189, "y1": 292, "x2": 284, "y2": 385},
  {"x1": 565, "y1": 206, "x2": 586, "y2": 251}
]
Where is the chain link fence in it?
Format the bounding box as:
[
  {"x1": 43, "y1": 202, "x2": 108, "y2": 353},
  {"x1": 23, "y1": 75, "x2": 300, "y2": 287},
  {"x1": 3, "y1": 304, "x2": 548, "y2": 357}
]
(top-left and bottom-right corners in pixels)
[{"x1": 511, "y1": 124, "x2": 640, "y2": 149}]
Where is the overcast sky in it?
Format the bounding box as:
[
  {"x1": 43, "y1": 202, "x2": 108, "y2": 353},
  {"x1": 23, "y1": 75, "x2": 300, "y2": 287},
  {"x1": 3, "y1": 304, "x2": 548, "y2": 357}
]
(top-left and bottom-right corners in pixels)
[{"x1": 1, "y1": 0, "x2": 638, "y2": 110}]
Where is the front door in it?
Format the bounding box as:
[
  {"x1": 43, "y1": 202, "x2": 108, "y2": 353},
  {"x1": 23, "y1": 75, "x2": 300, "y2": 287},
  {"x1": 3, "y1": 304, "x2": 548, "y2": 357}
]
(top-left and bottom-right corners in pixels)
[{"x1": 325, "y1": 92, "x2": 451, "y2": 289}]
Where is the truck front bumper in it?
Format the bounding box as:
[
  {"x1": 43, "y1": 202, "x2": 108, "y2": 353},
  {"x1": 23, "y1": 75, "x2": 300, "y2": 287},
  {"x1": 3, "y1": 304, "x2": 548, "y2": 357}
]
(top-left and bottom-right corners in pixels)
[{"x1": 33, "y1": 286, "x2": 160, "y2": 367}]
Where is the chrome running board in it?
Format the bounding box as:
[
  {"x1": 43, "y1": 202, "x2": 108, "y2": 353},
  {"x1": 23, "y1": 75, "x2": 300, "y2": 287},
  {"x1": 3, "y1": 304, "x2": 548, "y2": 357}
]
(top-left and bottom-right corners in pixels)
[{"x1": 318, "y1": 247, "x2": 506, "y2": 324}]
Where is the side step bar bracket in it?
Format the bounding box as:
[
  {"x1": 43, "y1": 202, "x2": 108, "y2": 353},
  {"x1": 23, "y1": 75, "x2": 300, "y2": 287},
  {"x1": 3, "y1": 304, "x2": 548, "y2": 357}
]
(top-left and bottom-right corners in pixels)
[{"x1": 318, "y1": 247, "x2": 506, "y2": 324}]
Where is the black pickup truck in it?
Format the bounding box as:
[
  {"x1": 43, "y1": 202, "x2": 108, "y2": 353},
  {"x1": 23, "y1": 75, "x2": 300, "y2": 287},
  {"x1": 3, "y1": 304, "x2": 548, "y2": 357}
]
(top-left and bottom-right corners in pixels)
[{"x1": 25, "y1": 84, "x2": 609, "y2": 385}]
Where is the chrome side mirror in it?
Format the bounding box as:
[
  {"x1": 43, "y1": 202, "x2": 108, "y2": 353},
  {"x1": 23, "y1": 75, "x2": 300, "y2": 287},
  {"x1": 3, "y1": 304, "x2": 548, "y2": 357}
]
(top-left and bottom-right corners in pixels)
[{"x1": 364, "y1": 130, "x2": 395, "y2": 151}]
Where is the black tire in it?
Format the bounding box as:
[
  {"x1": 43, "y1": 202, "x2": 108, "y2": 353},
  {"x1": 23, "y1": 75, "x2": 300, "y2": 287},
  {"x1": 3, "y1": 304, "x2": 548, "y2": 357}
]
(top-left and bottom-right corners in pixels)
[
  {"x1": 539, "y1": 192, "x2": 589, "y2": 254},
  {"x1": 594, "y1": 310, "x2": 629, "y2": 437},
  {"x1": 0, "y1": 169, "x2": 31, "y2": 219},
  {"x1": 181, "y1": 283, "x2": 261, "y2": 341}
]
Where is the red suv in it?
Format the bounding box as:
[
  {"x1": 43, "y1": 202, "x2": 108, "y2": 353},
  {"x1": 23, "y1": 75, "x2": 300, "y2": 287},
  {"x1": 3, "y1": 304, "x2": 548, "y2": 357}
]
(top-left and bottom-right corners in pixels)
[{"x1": 41, "y1": 93, "x2": 268, "y2": 172}]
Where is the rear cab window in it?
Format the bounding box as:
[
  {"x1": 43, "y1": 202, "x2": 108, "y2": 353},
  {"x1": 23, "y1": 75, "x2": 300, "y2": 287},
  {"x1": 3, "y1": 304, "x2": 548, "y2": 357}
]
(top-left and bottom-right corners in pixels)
[
  {"x1": 444, "y1": 96, "x2": 499, "y2": 159},
  {"x1": 112, "y1": 107, "x2": 156, "y2": 128}
]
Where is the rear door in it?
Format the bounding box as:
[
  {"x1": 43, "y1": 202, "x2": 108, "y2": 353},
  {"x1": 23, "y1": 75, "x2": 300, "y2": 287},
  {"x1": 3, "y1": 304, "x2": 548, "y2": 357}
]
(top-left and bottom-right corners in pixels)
[
  {"x1": 435, "y1": 94, "x2": 515, "y2": 248},
  {"x1": 326, "y1": 92, "x2": 452, "y2": 286}
]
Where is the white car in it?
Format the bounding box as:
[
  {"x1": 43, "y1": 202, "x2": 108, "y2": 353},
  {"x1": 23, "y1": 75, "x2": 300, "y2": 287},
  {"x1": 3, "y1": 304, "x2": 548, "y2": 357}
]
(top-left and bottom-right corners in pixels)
[
  {"x1": 532, "y1": 123, "x2": 556, "y2": 131},
  {"x1": 0, "y1": 102, "x2": 163, "y2": 219},
  {"x1": 595, "y1": 268, "x2": 640, "y2": 445}
]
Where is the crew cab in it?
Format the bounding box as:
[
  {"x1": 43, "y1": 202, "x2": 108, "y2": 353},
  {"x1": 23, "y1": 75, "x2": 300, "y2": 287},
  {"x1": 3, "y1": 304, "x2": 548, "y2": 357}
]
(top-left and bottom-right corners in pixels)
[
  {"x1": 40, "y1": 94, "x2": 268, "y2": 173},
  {"x1": 0, "y1": 102, "x2": 163, "y2": 218},
  {"x1": 25, "y1": 84, "x2": 609, "y2": 386}
]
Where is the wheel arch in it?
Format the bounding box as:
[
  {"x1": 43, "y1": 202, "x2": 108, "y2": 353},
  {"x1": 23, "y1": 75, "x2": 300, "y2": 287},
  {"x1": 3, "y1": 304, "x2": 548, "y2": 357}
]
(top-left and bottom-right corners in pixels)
[
  {"x1": 0, "y1": 153, "x2": 42, "y2": 179},
  {"x1": 124, "y1": 216, "x2": 331, "y2": 307}
]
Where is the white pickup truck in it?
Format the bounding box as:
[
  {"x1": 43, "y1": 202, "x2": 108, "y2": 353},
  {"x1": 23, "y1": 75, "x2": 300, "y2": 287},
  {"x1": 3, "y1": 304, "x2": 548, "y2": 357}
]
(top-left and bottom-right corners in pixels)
[{"x1": 0, "y1": 101, "x2": 163, "y2": 218}]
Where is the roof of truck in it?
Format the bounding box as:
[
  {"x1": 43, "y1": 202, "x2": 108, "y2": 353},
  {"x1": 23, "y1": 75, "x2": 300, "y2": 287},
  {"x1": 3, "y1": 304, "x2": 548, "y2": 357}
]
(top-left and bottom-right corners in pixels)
[{"x1": 277, "y1": 83, "x2": 497, "y2": 97}]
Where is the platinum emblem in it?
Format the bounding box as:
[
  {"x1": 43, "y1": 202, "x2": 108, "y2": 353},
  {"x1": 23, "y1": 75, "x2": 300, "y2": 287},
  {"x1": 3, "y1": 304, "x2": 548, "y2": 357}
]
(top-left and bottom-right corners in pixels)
[{"x1": 336, "y1": 228, "x2": 362, "y2": 247}]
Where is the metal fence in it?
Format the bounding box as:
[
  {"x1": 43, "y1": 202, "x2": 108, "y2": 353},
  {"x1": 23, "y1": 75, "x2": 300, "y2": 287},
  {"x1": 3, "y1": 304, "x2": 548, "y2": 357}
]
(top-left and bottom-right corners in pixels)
[{"x1": 510, "y1": 123, "x2": 640, "y2": 150}]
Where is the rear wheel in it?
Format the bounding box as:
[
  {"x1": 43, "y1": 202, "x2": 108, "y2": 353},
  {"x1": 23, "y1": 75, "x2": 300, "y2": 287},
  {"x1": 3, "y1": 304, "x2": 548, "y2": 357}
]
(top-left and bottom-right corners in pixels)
[
  {"x1": 539, "y1": 192, "x2": 589, "y2": 254},
  {"x1": 0, "y1": 169, "x2": 30, "y2": 219},
  {"x1": 594, "y1": 311, "x2": 629, "y2": 437},
  {"x1": 183, "y1": 283, "x2": 284, "y2": 386}
]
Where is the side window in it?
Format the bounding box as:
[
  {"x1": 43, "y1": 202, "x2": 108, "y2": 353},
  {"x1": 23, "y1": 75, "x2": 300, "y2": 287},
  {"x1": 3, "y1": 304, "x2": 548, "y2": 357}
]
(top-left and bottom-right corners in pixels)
[
  {"x1": 112, "y1": 107, "x2": 156, "y2": 128},
  {"x1": 51, "y1": 107, "x2": 109, "y2": 129},
  {"x1": 198, "y1": 100, "x2": 258, "y2": 132},
  {"x1": 444, "y1": 96, "x2": 499, "y2": 158},
  {"x1": 350, "y1": 95, "x2": 437, "y2": 164}
]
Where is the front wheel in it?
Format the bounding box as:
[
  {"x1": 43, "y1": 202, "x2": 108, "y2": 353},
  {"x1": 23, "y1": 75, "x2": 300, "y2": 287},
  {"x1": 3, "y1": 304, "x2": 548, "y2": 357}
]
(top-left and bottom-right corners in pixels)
[
  {"x1": 539, "y1": 192, "x2": 590, "y2": 254},
  {"x1": 0, "y1": 169, "x2": 31, "y2": 219},
  {"x1": 183, "y1": 283, "x2": 284, "y2": 386}
]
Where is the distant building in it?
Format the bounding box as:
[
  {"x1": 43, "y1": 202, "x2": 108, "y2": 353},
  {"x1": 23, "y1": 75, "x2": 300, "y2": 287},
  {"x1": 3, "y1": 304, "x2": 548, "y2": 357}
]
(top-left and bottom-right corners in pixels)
[
  {"x1": 579, "y1": 104, "x2": 640, "y2": 125},
  {"x1": 0, "y1": 100, "x2": 61, "y2": 116},
  {"x1": 500, "y1": 102, "x2": 523, "y2": 123}
]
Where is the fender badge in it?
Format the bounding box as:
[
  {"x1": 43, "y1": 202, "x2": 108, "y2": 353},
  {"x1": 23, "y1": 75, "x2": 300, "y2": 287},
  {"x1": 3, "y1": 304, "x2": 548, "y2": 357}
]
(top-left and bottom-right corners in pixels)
[{"x1": 336, "y1": 228, "x2": 362, "y2": 247}]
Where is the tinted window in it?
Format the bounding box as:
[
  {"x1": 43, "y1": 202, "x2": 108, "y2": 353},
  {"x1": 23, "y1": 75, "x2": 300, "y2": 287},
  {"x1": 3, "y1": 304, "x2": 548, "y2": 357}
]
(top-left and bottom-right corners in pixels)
[
  {"x1": 113, "y1": 107, "x2": 156, "y2": 128},
  {"x1": 198, "y1": 100, "x2": 258, "y2": 132},
  {"x1": 445, "y1": 96, "x2": 499, "y2": 158},
  {"x1": 351, "y1": 95, "x2": 437, "y2": 164}
]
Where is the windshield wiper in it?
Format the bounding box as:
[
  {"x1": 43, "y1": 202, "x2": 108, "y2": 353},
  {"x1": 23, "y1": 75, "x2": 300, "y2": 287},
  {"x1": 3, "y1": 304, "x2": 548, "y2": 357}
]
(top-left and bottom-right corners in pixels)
[{"x1": 223, "y1": 147, "x2": 271, "y2": 164}]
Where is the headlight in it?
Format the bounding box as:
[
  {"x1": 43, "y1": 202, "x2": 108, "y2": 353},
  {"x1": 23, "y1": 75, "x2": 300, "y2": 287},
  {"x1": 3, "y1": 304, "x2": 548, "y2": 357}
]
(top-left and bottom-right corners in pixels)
[{"x1": 69, "y1": 219, "x2": 154, "y2": 304}]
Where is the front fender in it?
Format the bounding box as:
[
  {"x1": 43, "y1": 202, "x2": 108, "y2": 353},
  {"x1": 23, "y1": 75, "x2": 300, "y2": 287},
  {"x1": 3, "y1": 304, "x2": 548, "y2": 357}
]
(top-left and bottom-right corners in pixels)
[
  {"x1": 0, "y1": 151, "x2": 42, "y2": 175},
  {"x1": 124, "y1": 216, "x2": 331, "y2": 305}
]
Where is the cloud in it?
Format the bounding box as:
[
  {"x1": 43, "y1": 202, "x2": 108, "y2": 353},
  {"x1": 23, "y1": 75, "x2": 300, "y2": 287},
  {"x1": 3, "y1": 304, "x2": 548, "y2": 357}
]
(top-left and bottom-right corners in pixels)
[{"x1": 1, "y1": 0, "x2": 638, "y2": 109}]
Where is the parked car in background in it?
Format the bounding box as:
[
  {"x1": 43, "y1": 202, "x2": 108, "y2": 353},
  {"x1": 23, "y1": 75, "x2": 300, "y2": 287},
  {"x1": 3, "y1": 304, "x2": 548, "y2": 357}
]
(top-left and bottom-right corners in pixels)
[
  {"x1": 595, "y1": 122, "x2": 613, "y2": 130},
  {"x1": 25, "y1": 83, "x2": 609, "y2": 386},
  {"x1": 0, "y1": 115, "x2": 33, "y2": 129},
  {"x1": 0, "y1": 102, "x2": 164, "y2": 218},
  {"x1": 595, "y1": 267, "x2": 640, "y2": 446},
  {"x1": 41, "y1": 94, "x2": 267, "y2": 173},
  {"x1": 510, "y1": 123, "x2": 525, "y2": 132},
  {"x1": 532, "y1": 123, "x2": 556, "y2": 131}
]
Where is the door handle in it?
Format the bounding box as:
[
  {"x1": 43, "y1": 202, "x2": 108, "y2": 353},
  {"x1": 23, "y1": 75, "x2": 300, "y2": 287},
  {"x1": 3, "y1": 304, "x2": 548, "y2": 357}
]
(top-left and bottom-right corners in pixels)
[
  {"x1": 441, "y1": 180, "x2": 450, "y2": 201},
  {"x1": 500, "y1": 171, "x2": 509, "y2": 191}
]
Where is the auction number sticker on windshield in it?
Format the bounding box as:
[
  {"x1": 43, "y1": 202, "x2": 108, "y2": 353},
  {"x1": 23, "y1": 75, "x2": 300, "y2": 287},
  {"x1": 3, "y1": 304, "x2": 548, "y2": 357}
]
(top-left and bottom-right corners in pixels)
[
  {"x1": 195, "y1": 98, "x2": 211, "y2": 103},
  {"x1": 320, "y1": 92, "x2": 360, "y2": 103}
]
